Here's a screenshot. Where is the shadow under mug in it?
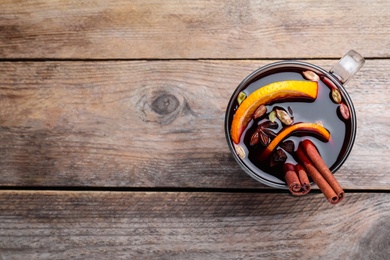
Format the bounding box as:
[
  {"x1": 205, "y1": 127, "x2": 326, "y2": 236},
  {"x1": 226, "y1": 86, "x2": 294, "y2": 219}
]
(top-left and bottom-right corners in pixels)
[{"x1": 224, "y1": 50, "x2": 365, "y2": 189}]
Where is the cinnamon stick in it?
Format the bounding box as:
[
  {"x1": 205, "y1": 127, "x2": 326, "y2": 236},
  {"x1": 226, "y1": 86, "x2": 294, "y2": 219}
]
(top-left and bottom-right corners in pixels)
[
  {"x1": 296, "y1": 145, "x2": 340, "y2": 204},
  {"x1": 284, "y1": 163, "x2": 301, "y2": 195},
  {"x1": 301, "y1": 140, "x2": 344, "y2": 202},
  {"x1": 295, "y1": 164, "x2": 311, "y2": 194}
]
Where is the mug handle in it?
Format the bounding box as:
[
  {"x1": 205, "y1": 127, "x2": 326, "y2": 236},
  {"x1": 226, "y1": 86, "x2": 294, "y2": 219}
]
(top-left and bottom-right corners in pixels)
[{"x1": 330, "y1": 50, "x2": 365, "y2": 84}]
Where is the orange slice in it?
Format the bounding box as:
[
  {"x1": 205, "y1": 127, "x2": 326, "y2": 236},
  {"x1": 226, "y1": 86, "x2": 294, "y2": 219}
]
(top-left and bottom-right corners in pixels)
[
  {"x1": 231, "y1": 80, "x2": 318, "y2": 144},
  {"x1": 259, "y1": 122, "x2": 331, "y2": 160}
]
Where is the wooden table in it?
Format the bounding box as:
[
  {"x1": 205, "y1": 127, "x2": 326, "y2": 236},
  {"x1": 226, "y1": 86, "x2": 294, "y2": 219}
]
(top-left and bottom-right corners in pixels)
[{"x1": 1, "y1": 1, "x2": 389, "y2": 259}]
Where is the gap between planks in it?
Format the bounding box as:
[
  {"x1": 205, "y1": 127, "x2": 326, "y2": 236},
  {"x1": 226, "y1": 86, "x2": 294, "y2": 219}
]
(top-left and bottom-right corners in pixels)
[
  {"x1": 0, "y1": 186, "x2": 388, "y2": 193},
  {"x1": 0, "y1": 57, "x2": 389, "y2": 62}
]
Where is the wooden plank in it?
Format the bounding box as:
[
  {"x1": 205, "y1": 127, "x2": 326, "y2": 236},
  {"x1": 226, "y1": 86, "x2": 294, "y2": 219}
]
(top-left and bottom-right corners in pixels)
[
  {"x1": 0, "y1": 190, "x2": 388, "y2": 259},
  {"x1": 0, "y1": 60, "x2": 389, "y2": 189},
  {"x1": 1, "y1": 0, "x2": 389, "y2": 59}
]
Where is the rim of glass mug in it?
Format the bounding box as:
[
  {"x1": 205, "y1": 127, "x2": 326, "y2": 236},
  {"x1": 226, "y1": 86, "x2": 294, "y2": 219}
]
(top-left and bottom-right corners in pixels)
[{"x1": 224, "y1": 60, "x2": 357, "y2": 189}]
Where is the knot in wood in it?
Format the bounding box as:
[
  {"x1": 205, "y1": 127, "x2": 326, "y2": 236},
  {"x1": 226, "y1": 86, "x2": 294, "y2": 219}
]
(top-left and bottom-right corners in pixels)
[
  {"x1": 151, "y1": 93, "x2": 179, "y2": 115},
  {"x1": 354, "y1": 217, "x2": 390, "y2": 259}
]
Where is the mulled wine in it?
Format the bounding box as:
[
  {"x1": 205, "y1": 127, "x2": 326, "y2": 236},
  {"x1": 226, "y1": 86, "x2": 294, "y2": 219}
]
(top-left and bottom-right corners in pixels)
[{"x1": 225, "y1": 61, "x2": 356, "y2": 189}]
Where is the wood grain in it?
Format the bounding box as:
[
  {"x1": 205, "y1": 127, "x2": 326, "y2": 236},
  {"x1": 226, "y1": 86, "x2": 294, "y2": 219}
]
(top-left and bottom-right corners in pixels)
[
  {"x1": 1, "y1": 0, "x2": 389, "y2": 59},
  {"x1": 0, "y1": 60, "x2": 389, "y2": 189},
  {"x1": 0, "y1": 190, "x2": 388, "y2": 259},
  {"x1": 1, "y1": 1, "x2": 388, "y2": 259}
]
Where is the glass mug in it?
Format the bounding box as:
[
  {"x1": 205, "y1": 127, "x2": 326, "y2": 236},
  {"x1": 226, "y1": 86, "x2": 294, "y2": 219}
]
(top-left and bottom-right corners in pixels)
[{"x1": 224, "y1": 50, "x2": 365, "y2": 189}]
